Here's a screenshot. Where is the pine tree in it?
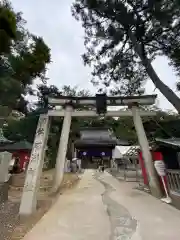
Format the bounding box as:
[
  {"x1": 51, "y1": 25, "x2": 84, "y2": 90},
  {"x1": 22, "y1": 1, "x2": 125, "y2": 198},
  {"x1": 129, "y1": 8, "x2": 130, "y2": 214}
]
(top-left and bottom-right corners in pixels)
[{"x1": 72, "y1": 0, "x2": 180, "y2": 112}]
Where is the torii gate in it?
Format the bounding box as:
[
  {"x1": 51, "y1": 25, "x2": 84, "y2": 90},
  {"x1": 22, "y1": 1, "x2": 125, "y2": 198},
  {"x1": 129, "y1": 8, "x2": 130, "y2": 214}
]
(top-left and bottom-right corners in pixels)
[{"x1": 19, "y1": 94, "x2": 161, "y2": 215}]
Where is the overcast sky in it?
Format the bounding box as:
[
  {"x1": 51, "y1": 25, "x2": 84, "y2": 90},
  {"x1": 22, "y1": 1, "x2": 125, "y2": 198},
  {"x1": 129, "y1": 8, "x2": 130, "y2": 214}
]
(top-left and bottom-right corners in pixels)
[{"x1": 12, "y1": 0, "x2": 180, "y2": 112}]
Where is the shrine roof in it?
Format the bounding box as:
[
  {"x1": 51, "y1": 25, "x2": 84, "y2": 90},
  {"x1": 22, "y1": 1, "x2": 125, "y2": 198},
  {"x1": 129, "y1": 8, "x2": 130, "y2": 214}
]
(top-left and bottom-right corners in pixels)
[
  {"x1": 74, "y1": 127, "x2": 120, "y2": 148},
  {"x1": 0, "y1": 140, "x2": 32, "y2": 151}
]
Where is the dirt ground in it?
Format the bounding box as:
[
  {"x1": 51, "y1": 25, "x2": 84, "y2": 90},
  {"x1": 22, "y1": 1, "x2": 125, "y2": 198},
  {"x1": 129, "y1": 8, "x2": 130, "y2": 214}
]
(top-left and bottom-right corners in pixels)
[{"x1": 0, "y1": 169, "x2": 79, "y2": 240}]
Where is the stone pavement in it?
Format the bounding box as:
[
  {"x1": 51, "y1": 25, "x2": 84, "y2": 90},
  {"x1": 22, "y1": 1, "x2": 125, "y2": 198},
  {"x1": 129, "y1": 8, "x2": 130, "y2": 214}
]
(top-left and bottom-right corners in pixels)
[{"x1": 23, "y1": 170, "x2": 180, "y2": 240}]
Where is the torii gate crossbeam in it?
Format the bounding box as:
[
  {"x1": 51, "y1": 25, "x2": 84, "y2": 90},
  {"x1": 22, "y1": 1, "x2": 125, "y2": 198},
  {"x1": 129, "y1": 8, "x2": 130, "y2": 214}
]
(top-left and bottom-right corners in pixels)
[{"x1": 48, "y1": 110, "x2": 156, "y2": 117}]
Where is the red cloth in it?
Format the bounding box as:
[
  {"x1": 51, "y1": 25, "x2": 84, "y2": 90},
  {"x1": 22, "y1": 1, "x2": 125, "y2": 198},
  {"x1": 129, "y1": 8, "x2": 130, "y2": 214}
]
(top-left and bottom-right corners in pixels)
[{"x1": 138, "y1": 151, "x2": 168, "y2": 191}]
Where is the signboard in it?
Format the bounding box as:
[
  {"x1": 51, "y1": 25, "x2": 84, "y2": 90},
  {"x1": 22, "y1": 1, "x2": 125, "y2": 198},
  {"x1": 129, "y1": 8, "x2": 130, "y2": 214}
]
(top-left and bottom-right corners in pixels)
[
  {"x1": 154, "y1": 160, "x2": 172, "y2": 204},
  {"x1": 154, "y1": 161, "x2": 166, "y2": 177}
]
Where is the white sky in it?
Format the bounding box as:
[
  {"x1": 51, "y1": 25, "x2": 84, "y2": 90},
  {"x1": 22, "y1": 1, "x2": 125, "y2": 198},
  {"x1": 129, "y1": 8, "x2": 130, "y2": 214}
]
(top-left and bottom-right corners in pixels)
[{"x1": 11, "y1": 0, "x2": 180, "y2": 112}]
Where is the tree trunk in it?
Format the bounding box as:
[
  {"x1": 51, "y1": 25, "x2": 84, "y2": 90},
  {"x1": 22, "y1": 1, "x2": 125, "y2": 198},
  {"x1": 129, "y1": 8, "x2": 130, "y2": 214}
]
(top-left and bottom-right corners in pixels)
[{"x1": 128, "y1": 30, "x2": 180, "y2": 113}]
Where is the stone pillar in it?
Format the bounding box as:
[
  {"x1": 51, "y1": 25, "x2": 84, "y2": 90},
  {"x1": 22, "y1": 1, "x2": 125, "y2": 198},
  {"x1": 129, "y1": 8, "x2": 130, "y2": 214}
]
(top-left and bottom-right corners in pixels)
[
  {"x1": 0, "y1": 151, "x2": 12, "y2": 183},
  {"x1": 0, "y1": 152, "x2": 12, "y2": 204},
  {"x1": 131, "y1": 105, "x2": 162, "y2": 198},
  {"x1": 19, "y1": 114, "x2": 50, "y2": 216},
  {"x1": 53, "y1": 105, "x2": 72, "y2": 192}
]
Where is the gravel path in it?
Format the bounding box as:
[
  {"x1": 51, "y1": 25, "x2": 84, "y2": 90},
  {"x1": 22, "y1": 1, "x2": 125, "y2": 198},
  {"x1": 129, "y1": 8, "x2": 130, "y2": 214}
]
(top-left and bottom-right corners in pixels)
[
  {"x1": 0, "y1": 201, "x2": 20, "y2": 240},
  {"x1": 0, "y1": 172, "x2": 79, "y2": 240}
]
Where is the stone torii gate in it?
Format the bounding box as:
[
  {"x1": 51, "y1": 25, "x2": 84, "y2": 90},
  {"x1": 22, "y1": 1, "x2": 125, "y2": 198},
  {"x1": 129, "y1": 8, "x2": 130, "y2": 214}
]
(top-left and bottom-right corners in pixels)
[{"x1": 19, "y1": 94, "x2": 161, "y2": 215}]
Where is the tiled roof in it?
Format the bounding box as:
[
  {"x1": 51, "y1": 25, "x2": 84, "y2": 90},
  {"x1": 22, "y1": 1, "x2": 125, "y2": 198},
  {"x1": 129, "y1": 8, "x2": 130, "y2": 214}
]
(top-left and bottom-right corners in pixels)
[
  {"x1": 75, "y1": 128, "x2": 117, "y2": 147},
  {"x1": 155, "y1": 138, "x2": 180, "y2": 147},
  {"x1": 0, "y1": 140, "x2": 32, "y2": 151}
]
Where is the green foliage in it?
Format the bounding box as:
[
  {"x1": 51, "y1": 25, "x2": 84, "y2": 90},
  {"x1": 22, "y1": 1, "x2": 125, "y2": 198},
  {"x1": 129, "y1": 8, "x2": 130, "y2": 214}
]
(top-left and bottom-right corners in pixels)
[
  {"x1": 0, "y1": 0, "x2": 16, "y2": 54},
  {"x1": 46, "y1": 118, "x2": 63, "y2": 169},
  {"x1": 0, "y1": 1, "x2": 51, "y2": 113},
  {"x1": 72, "y1": 0, "x2": 180, "y2": 111},
  {"x1": 10, "y1": 36, "x2": 51, "y2": 85},
  {"x1": 3, "y1": 112, "x2": 39, "y2": 142}
]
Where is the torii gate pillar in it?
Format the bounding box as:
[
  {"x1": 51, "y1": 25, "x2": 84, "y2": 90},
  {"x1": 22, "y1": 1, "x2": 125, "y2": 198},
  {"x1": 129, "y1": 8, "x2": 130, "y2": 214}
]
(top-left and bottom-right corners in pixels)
[
  {"x1": 19, "y1": 114, "x2": 50, "y2": 216},
  {"x1": 53, "y1": 105, "x2": 73, "y2": 192},
  {"x1": 131, "y1": 105, "x2": 162, "y2": 198}
]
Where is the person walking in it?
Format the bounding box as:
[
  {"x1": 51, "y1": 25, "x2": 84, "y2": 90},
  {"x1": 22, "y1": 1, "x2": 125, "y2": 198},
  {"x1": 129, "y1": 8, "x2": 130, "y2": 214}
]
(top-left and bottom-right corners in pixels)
[
  {"x1": 98, "y1": 158, "x2": 105, "y2": 172},
  {"x1": 98, "y1": 161, "x2": 102, "y2": 172},
  {"x1": 77, "y1": 158, "x2": 81, "y2": 173}
]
